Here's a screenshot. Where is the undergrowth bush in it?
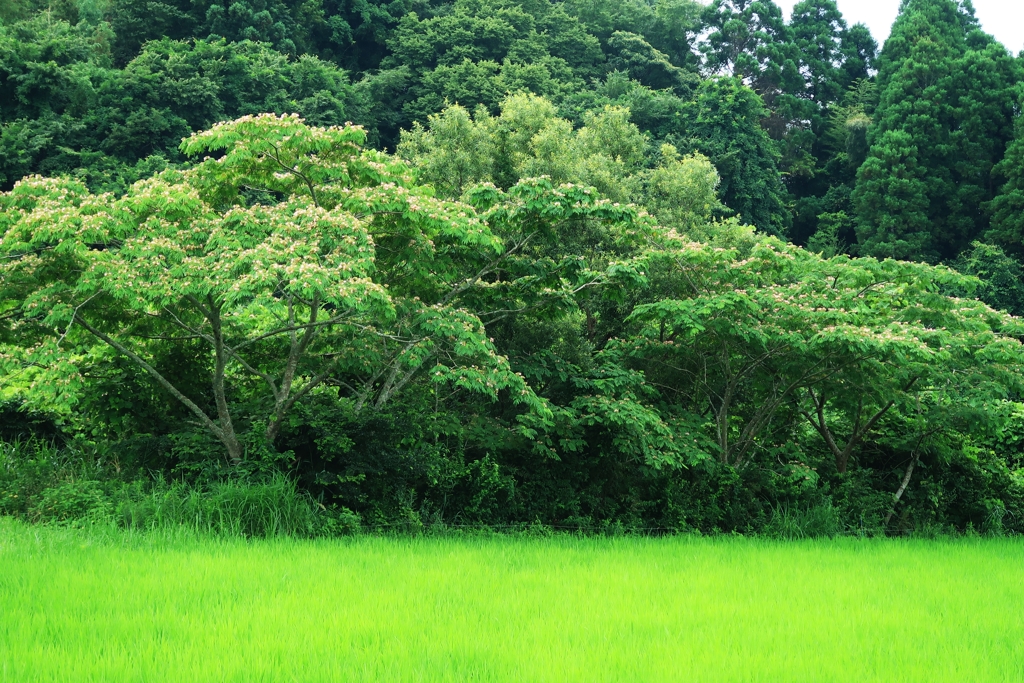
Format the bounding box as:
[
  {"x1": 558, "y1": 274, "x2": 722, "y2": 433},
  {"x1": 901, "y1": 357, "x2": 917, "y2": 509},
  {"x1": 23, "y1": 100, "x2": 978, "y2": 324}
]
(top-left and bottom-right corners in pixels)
[
  {"x1": 0, "y1": 439, "x2": 101, "y2": 518},
  {"x1": 764, "y1": 502, "x2": 845, "y2": 540},
  {"x1": 1, "y1": 440, "x2": 360, "y2": 537},
  {"x1": 115, "y1": 476, "x2": 361, "y2": 537},
  {"x1": 2, "y1": 436, "x2": 1020, "y2": 538}
]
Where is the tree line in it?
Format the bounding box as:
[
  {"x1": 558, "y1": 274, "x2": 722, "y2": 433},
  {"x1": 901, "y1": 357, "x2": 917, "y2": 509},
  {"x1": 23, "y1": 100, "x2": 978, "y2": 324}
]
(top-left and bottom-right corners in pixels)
[{"x1": 2, "y1": 0, "x2": 1024, "y2": 535}]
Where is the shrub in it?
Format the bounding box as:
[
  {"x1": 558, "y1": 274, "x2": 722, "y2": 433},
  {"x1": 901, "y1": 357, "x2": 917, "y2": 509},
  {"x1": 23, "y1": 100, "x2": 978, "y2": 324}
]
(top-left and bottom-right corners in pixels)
[
  {"x1": 764, "y1": 502, "x2": 844, "y2": 539},
  {"x1": 114, "y1": 475, "x2": 359, "y2": 538},
  {"x1": 33, "y1": 480, "x2": 114, "y2": 524}
]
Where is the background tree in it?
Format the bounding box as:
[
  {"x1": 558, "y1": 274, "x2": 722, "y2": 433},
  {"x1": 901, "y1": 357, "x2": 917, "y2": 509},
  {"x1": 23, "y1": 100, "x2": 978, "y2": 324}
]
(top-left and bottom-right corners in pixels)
[
  {"x1": 853, "y1": 0, "x2": 1018, "y2": 261},
  {"x1": 398, "y1": 94, "x2": 721, "y2": 232},
  {"x1": 0, "y1": 25, "x2": 358, "y2": 191},
  {"x1": 379, "y1": 0, "x2": 602, "y2": 139},
  {"x1": 986, "y1": 90, "x2": 1024, "y2": 258},
  {"x1": 684, "y1": 77, "x2": 788, "y2": 235},
  {"x1": 782, "y1": 1, "x2": 878, "y2": 247},
  {"x1": 949, "y1": 242, "x2": 1024, "y2": 317},
  {"x1": 699, "y1": 0, "x2": 793, "y2": 92},
  {"x1": 562, "y1": 0, "x2": 703, "y2": 69}
]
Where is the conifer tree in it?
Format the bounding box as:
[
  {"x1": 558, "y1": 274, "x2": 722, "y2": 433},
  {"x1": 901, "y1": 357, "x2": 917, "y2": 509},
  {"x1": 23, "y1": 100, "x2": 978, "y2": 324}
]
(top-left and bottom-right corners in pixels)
[
  {"x1": 853, "y1": 0, "x2": 1017, "y2": 261},
  {"x1": 784, "y1": 2, "x2": 877, "y2": 247},
  {"x1": 986, "y1": 92, "x2": 1024, "y2": 257},
  {"x1": 699, "y1": 0, "x2": 797, "y2": 102},
  {"x1": 688, "y1": 77, "x2": 788, "y2": 234},
  {"x1": 782, "y1": 1, "x2": 852, "y2": 193},
  {"x1": 788, "y1": 0, "x2": 848, "y2": 107}
]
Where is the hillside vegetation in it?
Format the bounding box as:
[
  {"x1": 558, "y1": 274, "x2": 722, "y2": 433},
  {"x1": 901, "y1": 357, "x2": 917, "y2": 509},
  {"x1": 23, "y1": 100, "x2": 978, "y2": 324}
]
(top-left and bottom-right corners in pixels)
[{"x1": 3, "y1": 0, "x2": 1024, "y2": 535}]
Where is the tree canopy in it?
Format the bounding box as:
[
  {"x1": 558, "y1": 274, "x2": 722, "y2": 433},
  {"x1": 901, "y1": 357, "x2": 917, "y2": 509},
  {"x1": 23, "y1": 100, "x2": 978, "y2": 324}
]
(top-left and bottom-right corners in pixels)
[
  {"x1": 3, "y1": 0, "x2": 1024, "y2": 536},
  {"x1": 853, "y1": 0, "x2": 1018, "y2": 261}
]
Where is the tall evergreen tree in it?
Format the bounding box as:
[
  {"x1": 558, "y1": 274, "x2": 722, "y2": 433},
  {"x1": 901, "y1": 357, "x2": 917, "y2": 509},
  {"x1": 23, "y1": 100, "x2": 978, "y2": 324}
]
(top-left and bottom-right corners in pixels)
[
  {"x1": 775, "y1": 1, "x2": 877, "y2": 246},
  {"x1": 788, "y1": 0, "x2": 847, "y2": 107},
  {"x1": 700, "y1": 0, "x2": 797, "y2": 103},
  {"x1": 781, "y1": 0, "x2": 848, "y2": 190},
  {"x1": 687, "y1": 77, "x2": 788, "y2": 234},
  {"x1": 853, "y1": 0, "x2": 1018, "y2": 261},
  {"x1": 986, "y1": 91, "x2": 1024, "y2": 257},
  {"x1": 838, "y1": 23, "x2": 877, "y2": 85}
]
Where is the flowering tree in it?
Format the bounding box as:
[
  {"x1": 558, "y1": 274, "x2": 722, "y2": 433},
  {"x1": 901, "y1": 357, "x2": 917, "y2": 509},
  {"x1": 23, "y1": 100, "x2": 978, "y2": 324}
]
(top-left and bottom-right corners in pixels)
[
  {"x1": 0, "y1": 115, "x2": 565, "y2": 463},
  {"x1": 622, "y1": 237, "x2": 1024, "y2": 469}
]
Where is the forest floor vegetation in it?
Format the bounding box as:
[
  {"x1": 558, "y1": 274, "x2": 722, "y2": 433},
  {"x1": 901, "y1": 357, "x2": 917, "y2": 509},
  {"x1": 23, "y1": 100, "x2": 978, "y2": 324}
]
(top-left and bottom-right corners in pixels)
[{"x1": 1, "y1": 518, "x2": 1022, "y2": 682}]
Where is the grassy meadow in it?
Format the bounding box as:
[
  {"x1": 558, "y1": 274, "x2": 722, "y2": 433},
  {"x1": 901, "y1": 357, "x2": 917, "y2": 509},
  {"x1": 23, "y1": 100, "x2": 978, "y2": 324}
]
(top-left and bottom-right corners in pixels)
[{"x1": 1, "y1": 519, "x2": 1022, "y2": 682}]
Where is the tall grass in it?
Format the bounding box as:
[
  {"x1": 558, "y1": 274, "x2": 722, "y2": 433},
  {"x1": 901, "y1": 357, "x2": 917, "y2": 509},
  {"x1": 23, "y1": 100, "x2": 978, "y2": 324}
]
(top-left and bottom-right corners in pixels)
[
  {"x1": 115, "y1": 476, "x2": 329, "y2": 537},
  {"x1": 1, "y1": 519, "x2": 1022, "y2": 682},
  {"x1": 764, "y1": 501, "x2": 845, "y2": 539},
  {"x1": 1, "y1": 438, "x2": 356, "y2": 536}
]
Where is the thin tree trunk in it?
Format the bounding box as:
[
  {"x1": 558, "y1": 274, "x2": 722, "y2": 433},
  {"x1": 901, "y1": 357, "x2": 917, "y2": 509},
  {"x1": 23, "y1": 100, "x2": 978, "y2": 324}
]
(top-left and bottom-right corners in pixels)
[
  {"x1": 715, "y1": 397, "x2": 731, "y2": 464},
  {"x1": 76, "y1": 317, "x2": 243, "y2": 463},
  {"x1": 885, "y1": 452, "x2": 921, "y2": 527},
  {"x1": 208, "y1": 302, "x2": 244, "y2": 465},
  {"x1": 264, "y1": 357, "x2": 342, "y2": 444},
  {"x1": 804, "y1": 378, "x2": 918, "y2": 474}
]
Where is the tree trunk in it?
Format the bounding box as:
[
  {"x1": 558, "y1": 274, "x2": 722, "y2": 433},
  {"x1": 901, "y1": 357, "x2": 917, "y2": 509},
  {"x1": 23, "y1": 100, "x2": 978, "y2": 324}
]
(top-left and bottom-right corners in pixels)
[
  {"x1": 885, "y1": 451, "x2": 920, "y2": 527},
  {"x1": 77, "y1": 316, "x2": 241, "y2": 463},
  {"x1": 220, "y1": 430, "x2": 244, "y2": 466},
  {"x1": 209, "y1": 301, "x2": 244, "y2": 466}
]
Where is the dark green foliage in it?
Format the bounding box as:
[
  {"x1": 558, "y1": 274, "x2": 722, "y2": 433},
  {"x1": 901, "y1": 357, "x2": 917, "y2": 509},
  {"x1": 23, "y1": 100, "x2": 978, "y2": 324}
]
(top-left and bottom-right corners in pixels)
[
  {"x1": 949, "y1": 242, "x2": 1024, "y2": 316},
  {"x1": 0, "y1": 20, "x2": 356, "y2": 190},
  {"x1": 562, "y1": 0, "x2": 703, "y2": 68},
  {"x1": 788, "y1": 0, "x2": 849, "y2": 106},
  {"x1": 986, "y1": 91, "x2": 1024, "y2": 257},
  {"x1": 0, "y1": 401, "x2": 65, "y2": 443},
  {"x1": 557, "y1": 72, "x2": 689, "y2": 142},
  {"x1": 685, "y1": 77, "x2": 788, "y2": 234},
  {"x1": 378, "y1": 0, "x2": 605, "y2": 140},
  {"x1": 838, "y1": 23, "x2": 876, "y2": 85},
  {"x1": 0, "y1": 439, "x2": 106, "y2": 520},
  {"x1": 853, "y1": 0, "x2": 1019, "y2": 261},
  {"x1": 777, "y1": 4, "x2": 876, "y2": 248},
  {"x1": 3, "y1": 0, "x2": 1024, "y2": 540},
  {"x1": 105, "y1": 0, "x2": 419, "y2": 70},
  {"x1": 605, "y1": 30, "x2": 696, "y2": 94},
  {"x1": 108, "y1": 0, "x2": 195, "y2": 65},
  {"x1": 699, "y1": 0, "x2": 794, "y2": 95}
]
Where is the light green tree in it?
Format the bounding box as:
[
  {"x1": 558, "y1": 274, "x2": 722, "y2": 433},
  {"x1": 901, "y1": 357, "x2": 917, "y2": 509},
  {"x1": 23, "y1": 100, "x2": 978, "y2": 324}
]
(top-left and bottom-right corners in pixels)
[
  {"x1": 623, "y1": 239, "x2": 1024, "y2": 469},
  {"x1": 400, "y1": 94, "x2": 724, "y2": 236},
  {"x1": 0, "y1": 114, "x2": 548, "y2": 463}
]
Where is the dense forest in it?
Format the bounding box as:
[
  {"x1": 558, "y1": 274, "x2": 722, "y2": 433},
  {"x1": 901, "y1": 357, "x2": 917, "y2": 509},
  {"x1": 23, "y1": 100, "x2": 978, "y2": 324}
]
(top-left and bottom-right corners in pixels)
[{"x1": 3, "y1": 0, "x2": 1024, "y2": 536}]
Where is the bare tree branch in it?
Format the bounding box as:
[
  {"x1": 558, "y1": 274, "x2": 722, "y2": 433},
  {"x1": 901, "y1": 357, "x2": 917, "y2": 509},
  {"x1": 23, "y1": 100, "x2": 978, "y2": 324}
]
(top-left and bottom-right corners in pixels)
[{"x1": 75, "y1": 317, "x2": 225, "y2": 443}]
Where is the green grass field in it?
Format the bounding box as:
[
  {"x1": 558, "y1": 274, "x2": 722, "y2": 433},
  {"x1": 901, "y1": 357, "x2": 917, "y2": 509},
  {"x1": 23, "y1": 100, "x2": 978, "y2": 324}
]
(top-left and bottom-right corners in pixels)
[{"x1": 1, "y1": 518, "x2": 1022, "y2": 682}]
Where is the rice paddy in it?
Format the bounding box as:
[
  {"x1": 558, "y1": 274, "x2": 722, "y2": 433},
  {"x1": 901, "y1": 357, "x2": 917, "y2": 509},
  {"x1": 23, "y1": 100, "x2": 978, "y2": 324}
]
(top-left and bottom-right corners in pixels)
[{"x1": 1, "y1": 518, "x2": 1022, "y2": 682}]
